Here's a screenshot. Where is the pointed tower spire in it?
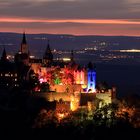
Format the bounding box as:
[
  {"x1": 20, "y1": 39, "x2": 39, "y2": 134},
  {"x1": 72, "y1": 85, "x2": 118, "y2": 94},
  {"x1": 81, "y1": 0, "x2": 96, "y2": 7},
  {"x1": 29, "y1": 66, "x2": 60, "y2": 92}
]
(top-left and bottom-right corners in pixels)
[
  {"x1": 44, "y1": 40, "x2": 53, "y2": 59},
  {"x1": 43, "y1": 40, "x2": 53, "y2": 66},
  {"x1": 1, "y1": 47, "x2": 7, "y2": 61},
  {"x1": 22, "y1": 32, "x2": 27, "y2": 44},
  {"x1": 21, "y1": 32, "x2": 28, "y2": 53}
]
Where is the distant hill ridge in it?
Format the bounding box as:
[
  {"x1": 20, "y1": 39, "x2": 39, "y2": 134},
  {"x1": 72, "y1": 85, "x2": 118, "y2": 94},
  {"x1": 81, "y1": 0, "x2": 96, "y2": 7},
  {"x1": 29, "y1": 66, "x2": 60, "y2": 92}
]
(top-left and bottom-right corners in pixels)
[{"x1": 0, "y1": 32, "x2": 140, "y2": 57}]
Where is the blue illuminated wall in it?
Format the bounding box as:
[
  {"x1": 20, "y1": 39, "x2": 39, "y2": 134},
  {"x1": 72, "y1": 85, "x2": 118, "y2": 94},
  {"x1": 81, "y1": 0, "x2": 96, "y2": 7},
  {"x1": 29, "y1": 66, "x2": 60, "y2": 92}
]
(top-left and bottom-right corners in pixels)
[{"x1": 87, "y1": 70, "x2": 96, "y2": 92}]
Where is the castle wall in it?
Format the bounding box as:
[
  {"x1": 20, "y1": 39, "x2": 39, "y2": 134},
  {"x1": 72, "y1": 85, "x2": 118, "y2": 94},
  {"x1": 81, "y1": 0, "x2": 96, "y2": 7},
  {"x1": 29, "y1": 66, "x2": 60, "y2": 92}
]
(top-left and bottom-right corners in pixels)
[{"x1": 50, "y1": 84, "x2": 82, "y2": 93}]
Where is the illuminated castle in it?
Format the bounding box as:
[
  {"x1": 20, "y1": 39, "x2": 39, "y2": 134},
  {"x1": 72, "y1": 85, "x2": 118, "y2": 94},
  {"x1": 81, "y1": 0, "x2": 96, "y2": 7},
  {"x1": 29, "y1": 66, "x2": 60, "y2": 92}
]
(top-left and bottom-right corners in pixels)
[
  {"x1": 0, "y1": 32, "x2": 116, "y2": 112},
  {"x1": 18, "y1": 31, "x2": 97, "y2": 94},
  {"x1": 13, "y1": 33, "x2": 100, "y2": 95}
]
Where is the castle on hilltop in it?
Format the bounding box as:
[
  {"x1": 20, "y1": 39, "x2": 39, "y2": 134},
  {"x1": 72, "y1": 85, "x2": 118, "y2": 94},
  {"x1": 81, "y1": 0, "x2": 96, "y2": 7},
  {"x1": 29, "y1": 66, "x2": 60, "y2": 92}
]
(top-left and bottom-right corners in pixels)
[
  {"x1": 13, "y1": 32, "x2": 97, "y2": 94},
  {"x1": 0, "y1": 32, "x2": 116, "y2": 111}
]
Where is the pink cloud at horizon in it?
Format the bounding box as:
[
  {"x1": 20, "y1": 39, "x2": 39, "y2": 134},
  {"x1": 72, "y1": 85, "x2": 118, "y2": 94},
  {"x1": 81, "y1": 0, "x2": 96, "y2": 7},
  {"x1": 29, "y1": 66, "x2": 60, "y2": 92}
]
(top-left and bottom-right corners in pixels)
[{"x1": 0, "y1": 17, "x2": 139, "y2": 36}]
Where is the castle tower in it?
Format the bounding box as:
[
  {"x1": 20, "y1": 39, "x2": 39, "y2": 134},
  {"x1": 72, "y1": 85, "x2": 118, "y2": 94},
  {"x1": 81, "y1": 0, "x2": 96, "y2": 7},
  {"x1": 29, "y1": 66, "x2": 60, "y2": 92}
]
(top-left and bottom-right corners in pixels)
[
  {"x1": 43, "y1": 40, "x2": 53, "y2": 67},
  {"x1": 15, "y1": 32, "x2": 29, "y2": 65},
  {"x1": 21, "y1": 32, "x2": 28, "y2": 54},
  {"x1": 87, "y1": 62, "x2": 96, "y2": 93}
]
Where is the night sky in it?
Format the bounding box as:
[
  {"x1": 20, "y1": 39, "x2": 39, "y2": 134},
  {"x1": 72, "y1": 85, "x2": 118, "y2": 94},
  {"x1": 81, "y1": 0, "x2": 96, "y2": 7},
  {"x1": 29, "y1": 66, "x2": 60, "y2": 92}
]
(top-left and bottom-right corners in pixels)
[{"x1": 0, "y1": 0, "x2": 140, "y2": 36}]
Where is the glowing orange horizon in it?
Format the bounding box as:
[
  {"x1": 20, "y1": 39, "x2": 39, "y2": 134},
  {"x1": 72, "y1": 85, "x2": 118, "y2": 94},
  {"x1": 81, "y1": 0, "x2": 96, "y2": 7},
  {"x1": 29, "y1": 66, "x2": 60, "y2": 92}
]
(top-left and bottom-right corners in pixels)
[
  {"x1": 0, "y1": 17, "x2": 139, "y2": 36},
  {"x1": 0, "y1": 17, "x2": 140, "y2": 25}
]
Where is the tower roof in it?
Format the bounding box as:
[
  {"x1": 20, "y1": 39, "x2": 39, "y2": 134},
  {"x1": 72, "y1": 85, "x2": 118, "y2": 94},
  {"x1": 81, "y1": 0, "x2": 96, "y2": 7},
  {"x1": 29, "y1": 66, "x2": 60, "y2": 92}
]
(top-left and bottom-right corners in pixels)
[
  {"x1": 87, "y1": 62, "x2": 94, "y2": 70},
  {"x1": 43, "y1": 40, "x2": 53, "y2": 60},
  {"x1": 1, "y1": 48, "x2": 7, "y2": 61},
  {"x1": 21, "y1": 32, "x2": 27, "y2": 44}
]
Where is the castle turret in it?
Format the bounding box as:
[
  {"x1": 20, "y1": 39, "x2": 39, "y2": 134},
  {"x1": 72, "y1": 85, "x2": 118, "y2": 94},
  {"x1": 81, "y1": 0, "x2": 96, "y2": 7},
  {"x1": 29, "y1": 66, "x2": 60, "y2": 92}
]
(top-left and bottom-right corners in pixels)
[
  {"x1": 43, "y1": 40, "x2": 53, "y2": 67},
  {"x1": 87, "y1": 62, "x2": 96, "y2": 93}
]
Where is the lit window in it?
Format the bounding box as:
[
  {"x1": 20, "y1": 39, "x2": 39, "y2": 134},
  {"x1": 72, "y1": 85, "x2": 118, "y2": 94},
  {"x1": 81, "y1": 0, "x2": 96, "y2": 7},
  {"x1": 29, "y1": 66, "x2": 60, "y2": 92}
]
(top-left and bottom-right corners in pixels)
[{"x1": 5, "y1": 74, "x2": 9, "y2": 77}]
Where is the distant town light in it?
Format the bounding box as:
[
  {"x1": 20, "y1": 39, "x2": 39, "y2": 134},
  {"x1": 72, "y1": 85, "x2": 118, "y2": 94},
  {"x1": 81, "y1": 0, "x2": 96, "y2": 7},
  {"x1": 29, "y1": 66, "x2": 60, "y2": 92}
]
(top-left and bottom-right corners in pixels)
[
  {"x1": 63, "y1": 58, "x2": 71, "y2": 62},
  {"x1": 119, "y1": 49, "x2": 140, "y2": 53},
  {"x1": 30, "y1": 55, "x2": 35, "y2": 58}
]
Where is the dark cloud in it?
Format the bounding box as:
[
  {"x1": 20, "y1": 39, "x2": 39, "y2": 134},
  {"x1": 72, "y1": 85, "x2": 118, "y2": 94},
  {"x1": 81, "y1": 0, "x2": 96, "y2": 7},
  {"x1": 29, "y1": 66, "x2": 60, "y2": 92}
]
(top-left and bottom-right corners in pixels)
[
  {"x1": 0, "y1": 0, "x2": 139, "y2": 36},
  {"x1": 0, "y1": 0, "x2": 140, "y2": 19}
]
